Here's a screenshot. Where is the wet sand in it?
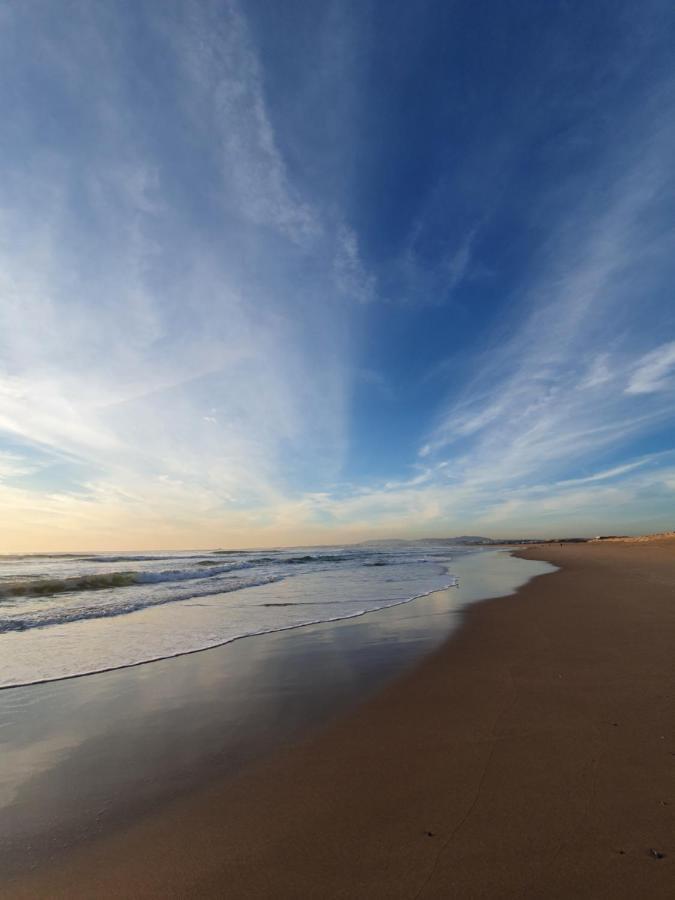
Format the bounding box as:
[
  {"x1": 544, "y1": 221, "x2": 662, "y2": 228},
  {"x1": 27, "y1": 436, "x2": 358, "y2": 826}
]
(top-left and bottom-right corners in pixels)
[
  {"x1": 0, "y1": 551, "x2": 550, "y2": 882},
  {"x1": 5, "y1": 540, "x2": 675, "y2": 898}
]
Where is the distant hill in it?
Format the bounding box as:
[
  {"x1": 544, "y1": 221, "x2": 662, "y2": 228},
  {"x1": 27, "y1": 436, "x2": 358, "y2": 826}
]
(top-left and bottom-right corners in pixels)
[
  {"x1": 360, "y1": 536, "x2": 501, "y2": 547},
  {"x1": 417, "y1": 536, "x2": 498, "y2": 545}
]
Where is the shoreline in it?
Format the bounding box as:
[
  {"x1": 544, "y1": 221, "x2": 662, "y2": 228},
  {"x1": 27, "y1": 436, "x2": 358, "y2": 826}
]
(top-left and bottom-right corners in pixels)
[
  {"x1": 0, "y1": 550, "x2": 548, "y2": 882},
  {"x1": 0, "y1": 579, "x2": 459, "y2": 692},
  {"x1": 1, "y1": 543, "x2": 559, "y2": 692},
  {"x1": 5, "y1": 540, "x2": 675, "y2": 897}
]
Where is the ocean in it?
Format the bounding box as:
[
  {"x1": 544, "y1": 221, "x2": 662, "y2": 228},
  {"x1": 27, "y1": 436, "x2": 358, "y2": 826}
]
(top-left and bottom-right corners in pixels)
[{"x1": 0, "y1": 542, "x2": 470, "y2": 688}]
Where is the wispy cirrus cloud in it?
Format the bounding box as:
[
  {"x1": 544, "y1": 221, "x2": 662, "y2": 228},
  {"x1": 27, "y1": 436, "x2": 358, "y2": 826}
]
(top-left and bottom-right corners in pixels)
[
  {"x1": 419, "y1": 87, "x2": 675, "y2": 493},
  {"x1": 161, "y1": 0, "x2": 320, "y2": 244},
  {"x1": 625, "y1": 341, "x2": 675, "y2": 395},
  {"x1": 0, "y1": 0, "x2": 369, "y2": 548},
  {"x1": 0, "y1": 452, "x2": 42, "y2": 480},
  {"x1": 289, "y1": 68, "x2": 675, "y2": 539}
]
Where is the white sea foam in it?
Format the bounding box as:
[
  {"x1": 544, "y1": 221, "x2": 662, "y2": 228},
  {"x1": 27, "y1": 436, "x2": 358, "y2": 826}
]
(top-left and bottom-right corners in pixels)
[{"x1": 0, "y1": 544, "x2": 465, "y2": 687}]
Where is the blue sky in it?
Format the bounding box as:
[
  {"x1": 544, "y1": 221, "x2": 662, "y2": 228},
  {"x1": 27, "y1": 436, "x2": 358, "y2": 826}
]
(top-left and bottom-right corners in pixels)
[{"x1": 1, "y1": 0, "x2": 674, "y2": 550}]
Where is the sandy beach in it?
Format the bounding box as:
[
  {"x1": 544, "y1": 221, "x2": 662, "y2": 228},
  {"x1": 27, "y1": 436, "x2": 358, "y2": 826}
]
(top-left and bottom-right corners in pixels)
[{"x1": 5, "y1": 538, "x2": 675, "y2": 898}]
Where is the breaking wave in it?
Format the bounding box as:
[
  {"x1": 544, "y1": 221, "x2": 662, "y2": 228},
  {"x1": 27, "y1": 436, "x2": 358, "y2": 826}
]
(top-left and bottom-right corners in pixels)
[
  {"x1": 0, "y1": 572, "x2": 140, "y2": 598},
  {"x1": 0, "y1": 553, "x2": 370, "y2": 601},
  {"x1": 0, "y1": 573, "x2": 285, "y2": 633}
]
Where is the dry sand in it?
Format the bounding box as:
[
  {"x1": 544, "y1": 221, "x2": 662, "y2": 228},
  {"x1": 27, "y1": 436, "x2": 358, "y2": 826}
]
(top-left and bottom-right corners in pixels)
[{"x1": 6, "y1": 538, "x2": 675, "y2": 898}]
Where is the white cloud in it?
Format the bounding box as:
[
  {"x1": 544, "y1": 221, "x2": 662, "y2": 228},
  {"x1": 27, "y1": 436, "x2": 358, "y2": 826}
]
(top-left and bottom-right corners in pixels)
[
  {"x1": 553, "y1": 458, "x2": 652, "y2": 486},
  {"x1": 163, "y1": 0, "x2": 320, "y2": 244},
  {"x1": 292, "y1": 88, "x2": 675, "y2": 540},
  {"x1": 578, "y1": 353, "x2": 613, "y2": 389},
  {"x1": 625, "y1": 341, "x2": 675, "y2": 394},
  {"x1": 418, "y1": 91, "x2": 675, "y2": 500},
  {"x1": 0, "y1": 0, "x2": 371, "y2": 549},
  {"x1": 0, "y1": 452, "x2": 40, "y2": 480},
  {"x1": 333, "y1": 226, "x2": 376, "y2": 303}
]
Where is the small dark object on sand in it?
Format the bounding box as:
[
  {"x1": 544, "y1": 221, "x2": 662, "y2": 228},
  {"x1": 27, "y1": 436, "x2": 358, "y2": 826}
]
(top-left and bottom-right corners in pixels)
[
  {"x1": 425, "y1": 831, "x2": 434, "y2": 837},
  {"x1": 649, "y1": 849, "x2": 666, "y2": 859}
]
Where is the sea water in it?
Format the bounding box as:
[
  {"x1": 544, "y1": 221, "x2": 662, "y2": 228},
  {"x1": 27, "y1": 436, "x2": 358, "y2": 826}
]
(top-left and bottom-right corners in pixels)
[{"x1": 0, "y1": 542, "x2": 469, "y2": 687}]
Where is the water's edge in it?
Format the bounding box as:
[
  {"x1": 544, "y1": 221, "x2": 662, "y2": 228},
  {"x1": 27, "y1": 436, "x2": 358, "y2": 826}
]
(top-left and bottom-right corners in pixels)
[
  {"x1": 0, "y1": 551, "x2": 556, "y2": 880},
  {"x1": 0, "y1": 579, "x2": 457, "y2": 691}
]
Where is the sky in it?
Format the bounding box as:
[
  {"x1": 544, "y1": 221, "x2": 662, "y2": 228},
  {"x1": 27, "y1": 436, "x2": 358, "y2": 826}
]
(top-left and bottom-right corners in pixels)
[{"x1": 1, "y1": 0, "x2": 675, "y2": 551}]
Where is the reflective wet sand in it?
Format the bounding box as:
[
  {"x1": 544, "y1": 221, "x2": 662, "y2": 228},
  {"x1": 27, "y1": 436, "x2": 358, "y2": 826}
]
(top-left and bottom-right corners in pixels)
[{"x1": 0, "y1": 550, "x2": 550, "y2": 878}]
